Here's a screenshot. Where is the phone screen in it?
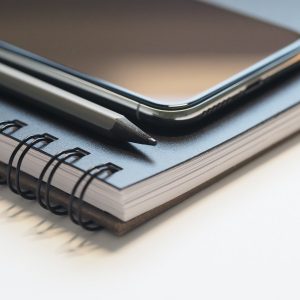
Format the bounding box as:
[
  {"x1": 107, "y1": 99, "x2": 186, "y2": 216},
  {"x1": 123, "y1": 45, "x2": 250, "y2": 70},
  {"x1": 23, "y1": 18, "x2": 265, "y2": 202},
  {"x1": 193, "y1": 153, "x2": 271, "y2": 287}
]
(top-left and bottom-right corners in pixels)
[{"x1": 0, "y1": 0, "x2": 299, "y2": 103}]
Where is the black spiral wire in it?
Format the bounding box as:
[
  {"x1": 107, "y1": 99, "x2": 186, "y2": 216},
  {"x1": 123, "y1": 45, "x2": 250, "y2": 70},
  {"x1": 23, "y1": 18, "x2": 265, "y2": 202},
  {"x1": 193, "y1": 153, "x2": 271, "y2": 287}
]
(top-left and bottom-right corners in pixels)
[
  {"x1": 6, "y1": 133, "x2": 57, "y2": 199},
  {"x1": 69, "y1": 164, "x2": 120, "y2": 231},
  {"x1": 0, "y1": 120, "x2": 121, "y2": 232},
  {"x1": 0, "y1": 120, "x2": 27, "y2": 184},
  {"x1": 36, "y1": 148, "x2": 89, "y2": 215},
  {"x1": 0, "y1": 120, "x2": 26, "y2": 134}
]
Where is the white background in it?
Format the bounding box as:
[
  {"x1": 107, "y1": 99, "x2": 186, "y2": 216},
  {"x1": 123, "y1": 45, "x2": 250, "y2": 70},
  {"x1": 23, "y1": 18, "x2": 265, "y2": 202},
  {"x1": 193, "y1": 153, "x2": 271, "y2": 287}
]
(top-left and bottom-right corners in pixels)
[{"x1": 1, "y1": 1, "x2": 300, "y2": 299}]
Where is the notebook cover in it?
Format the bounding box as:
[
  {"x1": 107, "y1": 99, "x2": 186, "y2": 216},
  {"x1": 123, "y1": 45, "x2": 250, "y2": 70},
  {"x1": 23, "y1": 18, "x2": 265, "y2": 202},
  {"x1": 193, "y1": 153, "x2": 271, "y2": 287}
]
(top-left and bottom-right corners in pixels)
[{"x1": 0, "y1": 70, "x2": 300, "y2": 234}]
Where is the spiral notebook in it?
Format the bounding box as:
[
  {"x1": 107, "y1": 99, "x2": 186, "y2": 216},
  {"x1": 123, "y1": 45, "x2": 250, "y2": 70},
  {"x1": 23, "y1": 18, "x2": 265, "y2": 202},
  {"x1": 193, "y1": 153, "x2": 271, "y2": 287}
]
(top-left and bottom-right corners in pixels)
[{"x1": 1, "y1": 71, "x2": 300, "y2": 235}]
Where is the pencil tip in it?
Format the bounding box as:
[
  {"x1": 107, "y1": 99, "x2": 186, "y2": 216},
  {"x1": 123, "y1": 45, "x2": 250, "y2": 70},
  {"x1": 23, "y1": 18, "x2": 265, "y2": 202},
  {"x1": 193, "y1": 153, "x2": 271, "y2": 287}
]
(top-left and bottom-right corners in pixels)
[
  {"x1": 112, "y1": 118, "x2": 157, "y2": 146},
  {"x1": 147, "y1": 137, "x2": 157, "y2": 146}
]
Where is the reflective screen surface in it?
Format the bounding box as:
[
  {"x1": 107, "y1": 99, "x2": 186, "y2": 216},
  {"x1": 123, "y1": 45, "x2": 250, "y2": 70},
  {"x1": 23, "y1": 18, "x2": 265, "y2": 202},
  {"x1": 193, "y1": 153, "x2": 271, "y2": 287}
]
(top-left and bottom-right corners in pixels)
[{"x1": 0, "y1": 0, "x2": 299, "y2": 103}]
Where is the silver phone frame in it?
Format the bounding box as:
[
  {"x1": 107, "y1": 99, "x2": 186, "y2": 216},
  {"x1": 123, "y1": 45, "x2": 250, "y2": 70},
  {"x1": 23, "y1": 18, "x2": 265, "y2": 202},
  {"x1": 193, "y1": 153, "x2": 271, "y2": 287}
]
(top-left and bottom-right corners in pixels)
[{"x1": 0, "y1": 39, "x2": 300, "y2": 125}]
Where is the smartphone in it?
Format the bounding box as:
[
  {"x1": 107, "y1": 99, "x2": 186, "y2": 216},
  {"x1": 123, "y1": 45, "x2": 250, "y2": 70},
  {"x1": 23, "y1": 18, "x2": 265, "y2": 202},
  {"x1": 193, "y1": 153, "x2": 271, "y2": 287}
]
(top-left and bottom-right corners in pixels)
[{"x1": 0, "y1": 0, "x2": 299, "y2": 126}]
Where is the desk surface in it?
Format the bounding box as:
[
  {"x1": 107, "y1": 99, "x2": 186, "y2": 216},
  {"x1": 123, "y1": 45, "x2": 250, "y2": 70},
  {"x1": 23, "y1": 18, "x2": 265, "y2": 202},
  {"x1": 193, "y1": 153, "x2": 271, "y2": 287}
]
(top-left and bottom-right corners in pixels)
[{"x1": 0, "y1": 1, "x2": 300, "y2": 299}]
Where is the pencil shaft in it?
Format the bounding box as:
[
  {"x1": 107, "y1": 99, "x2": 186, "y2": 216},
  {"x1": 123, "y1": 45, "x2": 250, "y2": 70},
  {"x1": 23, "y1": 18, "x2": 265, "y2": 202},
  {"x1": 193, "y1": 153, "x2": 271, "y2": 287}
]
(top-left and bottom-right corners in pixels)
[{"x1": 0, "y1": 63, "x2": 156, "y2": 145}]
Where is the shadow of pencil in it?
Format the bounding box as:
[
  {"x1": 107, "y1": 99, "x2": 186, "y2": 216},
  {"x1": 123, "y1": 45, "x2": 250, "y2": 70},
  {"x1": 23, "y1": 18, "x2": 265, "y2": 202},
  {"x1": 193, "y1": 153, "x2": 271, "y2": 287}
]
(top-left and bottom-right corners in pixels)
[{"x1": 0, "y1": 133, "x2": 299, "y2": 255}]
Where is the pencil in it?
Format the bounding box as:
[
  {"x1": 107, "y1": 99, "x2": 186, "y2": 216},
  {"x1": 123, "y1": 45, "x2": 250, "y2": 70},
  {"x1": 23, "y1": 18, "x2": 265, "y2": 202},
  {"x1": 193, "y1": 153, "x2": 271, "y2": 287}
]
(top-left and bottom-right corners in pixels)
[{"x1": 0, "y1": 63, "x2": 157, "y2": 146}]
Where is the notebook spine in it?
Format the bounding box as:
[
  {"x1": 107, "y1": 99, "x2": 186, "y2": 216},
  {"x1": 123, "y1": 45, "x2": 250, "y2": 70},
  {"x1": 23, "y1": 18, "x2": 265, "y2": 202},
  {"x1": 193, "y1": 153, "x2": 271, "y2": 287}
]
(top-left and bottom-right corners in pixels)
[{"x1": 0, "y1": 119, "x2": 120, "y2": 231}]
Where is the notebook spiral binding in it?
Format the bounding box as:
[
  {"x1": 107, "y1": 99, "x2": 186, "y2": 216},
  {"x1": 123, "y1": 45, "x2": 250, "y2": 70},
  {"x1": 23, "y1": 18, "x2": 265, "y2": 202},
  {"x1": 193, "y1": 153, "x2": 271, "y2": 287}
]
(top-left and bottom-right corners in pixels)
[
  {"x1": 0, "y1": 120, "x2": 26, "y2": 184},
  {"x1": 0, "y1": 119, "x2": 121, "y2": 231},
  {"x1": 69, "y1": 164, "x2": 119, "y2": 231},
  {"x1": 36, "y1": 148, "x2": 88, "y2": 215}
]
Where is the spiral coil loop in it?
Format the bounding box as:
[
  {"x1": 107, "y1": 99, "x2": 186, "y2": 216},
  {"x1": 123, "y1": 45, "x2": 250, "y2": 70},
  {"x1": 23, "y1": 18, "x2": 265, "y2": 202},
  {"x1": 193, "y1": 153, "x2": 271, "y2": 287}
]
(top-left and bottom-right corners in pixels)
[
  {"x1": 0, "y1": 119, "x2": 122, "y2": 232},
  {"x1": 36, "y1": 148, "x2": 89, "y2": 215},
  {"x1": 7, "y1": 133, "x2": 57, "y2": 199},
  {"x1": 0, "y1": 120, "x2": 26, "y2": 184},
  {"x1": 0, "y1": 120, "x2": 26, "y2": 134},
  {"x1": 69, "y1": 164, "x2": 120, "y2": 231}
]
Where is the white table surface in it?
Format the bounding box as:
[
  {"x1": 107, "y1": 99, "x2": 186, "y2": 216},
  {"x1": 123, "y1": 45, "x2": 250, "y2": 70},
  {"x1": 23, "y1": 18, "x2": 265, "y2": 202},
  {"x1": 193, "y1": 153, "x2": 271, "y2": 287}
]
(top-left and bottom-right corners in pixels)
[{"x1": 1, "y1": 1, "x2": 300, "y2": 299}]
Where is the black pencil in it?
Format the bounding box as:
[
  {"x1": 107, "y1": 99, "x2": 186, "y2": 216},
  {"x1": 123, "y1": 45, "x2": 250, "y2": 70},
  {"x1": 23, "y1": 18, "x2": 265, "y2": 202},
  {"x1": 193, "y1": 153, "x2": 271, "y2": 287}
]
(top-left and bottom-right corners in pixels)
[{"x1": 0, "y1": 63, "x2": 157, "y2": 146}]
